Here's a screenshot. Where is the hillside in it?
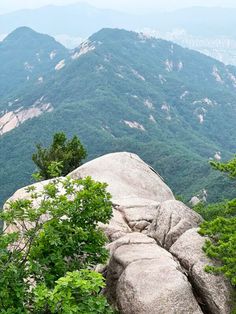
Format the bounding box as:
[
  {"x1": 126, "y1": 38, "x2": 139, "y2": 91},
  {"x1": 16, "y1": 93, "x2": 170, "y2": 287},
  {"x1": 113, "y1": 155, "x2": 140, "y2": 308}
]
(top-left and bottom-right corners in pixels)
[{"x1": 0, "y1": 27, "x2": 236, "y2": 205}]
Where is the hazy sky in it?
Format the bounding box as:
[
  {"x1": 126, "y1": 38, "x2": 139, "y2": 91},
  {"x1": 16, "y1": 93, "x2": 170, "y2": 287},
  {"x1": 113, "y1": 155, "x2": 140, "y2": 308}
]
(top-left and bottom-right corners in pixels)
[{"x1": 1, "y1": 0, "x2": 236, "y2": 14}]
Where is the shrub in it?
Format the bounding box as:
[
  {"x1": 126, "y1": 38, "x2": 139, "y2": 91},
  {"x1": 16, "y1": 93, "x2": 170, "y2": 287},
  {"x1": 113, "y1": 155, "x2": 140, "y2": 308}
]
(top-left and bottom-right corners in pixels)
[{"x1": 0, "y1": 176, "x2": 115, "y2": 313}]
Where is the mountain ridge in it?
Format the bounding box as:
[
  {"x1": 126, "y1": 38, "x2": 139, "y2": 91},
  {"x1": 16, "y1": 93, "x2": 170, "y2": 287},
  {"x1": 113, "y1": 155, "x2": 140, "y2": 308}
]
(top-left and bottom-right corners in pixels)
[
  {"x1": 0, "y1": 27, "x2": 236, "y2": 205},
  {"x1": 0, "y1": 26, "x2": 69, "y2": 99}
]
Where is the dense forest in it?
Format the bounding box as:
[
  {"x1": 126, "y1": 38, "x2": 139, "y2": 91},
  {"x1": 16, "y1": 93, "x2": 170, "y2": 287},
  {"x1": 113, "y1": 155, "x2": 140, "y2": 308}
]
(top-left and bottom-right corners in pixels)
[{"x1": 1, "y1": 28, "x2": 236, "y2": 205}]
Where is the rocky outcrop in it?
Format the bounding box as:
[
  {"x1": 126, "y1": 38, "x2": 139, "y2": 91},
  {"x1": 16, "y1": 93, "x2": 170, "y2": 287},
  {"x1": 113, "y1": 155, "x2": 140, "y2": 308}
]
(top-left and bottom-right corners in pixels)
[
  {"x1": 69, "y1": 152, "x2": 174, "y2": 204},
  {"x1": 4, "y1": 152, "x2": 233, "y2": 314},
  {"x1": 148, "y1": 200, "x2": 203, "y2": 249},
  {"x1": 170, "y1": 228, "x2": 233, "y2": 314},
  {"x1": 0, "y1": 102, "x2": 53, "y2": 136},
  {"x1": 106, "y1": 233, "x2": 203, "y2": 314}
]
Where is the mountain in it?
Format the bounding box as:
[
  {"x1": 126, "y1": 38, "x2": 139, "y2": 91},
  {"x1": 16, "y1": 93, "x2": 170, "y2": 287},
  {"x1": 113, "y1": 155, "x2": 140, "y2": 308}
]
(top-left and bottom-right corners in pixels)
[
  {"x1": 1, "y1": 4, "x2": 236, "y2": 65},
  {"x1": 0, "y1": 27, "x2": 236, "y2": 205},
  {"x1": 0, "y1": 27, "x2": 69, "y2": 100}
]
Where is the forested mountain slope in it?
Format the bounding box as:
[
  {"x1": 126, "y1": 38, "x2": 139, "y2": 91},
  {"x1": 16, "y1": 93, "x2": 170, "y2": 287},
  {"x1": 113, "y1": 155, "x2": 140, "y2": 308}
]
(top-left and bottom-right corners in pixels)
[
  {"x1": 0, "y1": 27, "x2": 69, "y2": 100},
  {"x1": 0, "y1": 27, "x2": 236, "y2": 204}
]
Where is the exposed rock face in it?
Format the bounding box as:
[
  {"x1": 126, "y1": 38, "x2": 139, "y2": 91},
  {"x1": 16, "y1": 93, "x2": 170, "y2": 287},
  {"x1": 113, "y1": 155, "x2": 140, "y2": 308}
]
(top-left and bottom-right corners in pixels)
[
  {"x1": 190, "y1": 196, "x2": 201, "y2": 206},
  {"x1": 69, "y1": 152, "x2": 174, "y2": 241},
  {"x1": 4, "y1": 152, "x2": 233, "y2": 314},
  {"x1": 106, "y1": 233, "x2": 203, "y2": 314},
  {"x1": 0, "y1": 103, "x2": 53, "y2": 136},
  {"x1": 69, "y1": 152, "x2": 174, "y2": 203},
  {"x1": 170, "y1": 229, "x2": 233, "y2": 314},
  {"x1": 148, "y1": 200, "x2": 203, "y2": 249}
]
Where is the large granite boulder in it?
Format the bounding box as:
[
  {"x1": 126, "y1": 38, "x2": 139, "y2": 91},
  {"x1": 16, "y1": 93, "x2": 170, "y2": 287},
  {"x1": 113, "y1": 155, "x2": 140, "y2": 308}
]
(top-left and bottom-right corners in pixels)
[
  {"x1": 68, "y1": 152, "x2": 174, "y2": 204},
  {"x1": 3, "y1": 178, "x2": 59, "y2": 233},
  {"x1": 69, "y1": 152, "x2": 174, "y2": 240}
]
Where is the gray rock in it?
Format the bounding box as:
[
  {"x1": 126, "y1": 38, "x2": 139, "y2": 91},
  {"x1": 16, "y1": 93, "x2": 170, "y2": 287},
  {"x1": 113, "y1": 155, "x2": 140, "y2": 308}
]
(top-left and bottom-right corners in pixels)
[
  {"x1": 190, "y1": 196, "x2": 201, "y2": 206},
  {"x1": 170, "y1": 228, "x2": 233, "y2": 314},
  {"x1": 69, "y1": 152, "x2": 174, "y2": 203},
  {"x1": 69, "y1": 152, "x2": 175, "y2": 240},
  {"x1": 106, "y1": 234, "x2": 203, "y2": 314},
  {"x1": 116, "y1": 198, "x2": 160, "y2": 233},
  {"x1": 117, "y1": 260, "x2": 203, "y2": 314},
  {"x1": 99, "y1": 209, "x2": 131, "y2": 241},
  {"x1": 3, "y1": 178, "x2": 60, "y2": 233},
  {"x1": 4, "y1": 178, "x2": 56, "y2": 205},
  {"x1": 107, "y1": 232, "x2": 156, "y2": 255},
  {"x1": 149, "y1": 200, "x2": 203, "y2": 249}
]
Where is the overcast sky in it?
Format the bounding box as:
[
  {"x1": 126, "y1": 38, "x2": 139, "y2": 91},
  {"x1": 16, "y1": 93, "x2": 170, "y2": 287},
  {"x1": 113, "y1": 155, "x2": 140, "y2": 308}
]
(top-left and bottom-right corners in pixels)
[{"x1": 1, "y1": 0, "x2": 236, "y2": 14}]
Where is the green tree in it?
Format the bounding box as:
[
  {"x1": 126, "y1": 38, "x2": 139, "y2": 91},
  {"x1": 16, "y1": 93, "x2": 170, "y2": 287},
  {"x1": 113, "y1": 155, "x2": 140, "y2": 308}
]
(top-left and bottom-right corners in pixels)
[
  {"x1": 32, "y1": 132, "x2": 87, "y2": 179},
  {"x1": 194, "y1": 201, "x2": 230, "y2": 221},
  {"x1": 199, "y1": 156, "x2": 236, "y2": 286},
  {"x1": 210, "y1": 156, "x2": 236, "y2": 178},
  {"x1": 0, "y1": 176, "x2": 115, "y2": 313}
]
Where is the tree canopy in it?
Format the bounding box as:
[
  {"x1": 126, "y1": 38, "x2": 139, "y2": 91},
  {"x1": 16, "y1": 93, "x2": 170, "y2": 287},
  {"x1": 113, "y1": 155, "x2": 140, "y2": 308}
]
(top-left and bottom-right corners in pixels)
[{"x1": 32, "y1": 132, "x2": 87, "y2": 180}]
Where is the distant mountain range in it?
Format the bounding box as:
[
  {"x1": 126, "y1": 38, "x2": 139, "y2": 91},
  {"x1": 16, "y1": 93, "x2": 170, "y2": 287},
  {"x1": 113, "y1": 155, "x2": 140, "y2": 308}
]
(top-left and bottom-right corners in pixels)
[
  {"x1": 1, "y1": 3, "x2": 236, "y2": 64},
  {"x1": 0, "y1": 27, "x2": 236, "y2": 205}
]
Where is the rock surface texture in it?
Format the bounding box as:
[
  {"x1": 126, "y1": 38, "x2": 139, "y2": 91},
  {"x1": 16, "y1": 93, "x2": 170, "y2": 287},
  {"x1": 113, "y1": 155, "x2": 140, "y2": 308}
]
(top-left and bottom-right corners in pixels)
[{"x1": 5, "y1": 152, "x2": 233, "y2": 314}]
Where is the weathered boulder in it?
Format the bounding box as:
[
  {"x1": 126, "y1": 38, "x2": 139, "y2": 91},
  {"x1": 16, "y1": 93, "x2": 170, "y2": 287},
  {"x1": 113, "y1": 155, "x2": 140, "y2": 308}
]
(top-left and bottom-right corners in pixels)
[
  {"x1": 69, "y1": 152, "x2": 174, "y2": 204},
  {"x1": 114, "y1": 198, "x2": 160, "y2": 233},
  {"x1": 5, "y1": 153, "x2": 174, "y2": 240},
  {"x1": 69, "y1": 152, "x2": 175, "y2": 240},
  {"x1": 5, "y1": 178, "x2": 55, "y2": 205},
  {"x1": 99, "y1": 209, "x2": 131, "y2": 242},
  {"x1": 117, "y1": 260, "x2": 203, "y2": 314},
  {"x1": 107, "y1": 232, "x2": 156, "y2": 255},
  {"x1": 106, "y1": 233, "x2": 203, "y2": 314},
  {"x1": 170, "y1": 228, "x2": 233, "y2": 314},
  {"x1": 149, "y1": 200, "x2": 203, "y2": 249}
]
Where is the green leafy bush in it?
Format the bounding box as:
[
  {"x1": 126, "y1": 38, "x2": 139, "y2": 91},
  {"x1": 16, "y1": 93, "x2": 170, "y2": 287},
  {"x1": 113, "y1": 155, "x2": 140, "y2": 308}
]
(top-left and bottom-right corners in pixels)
[
  {"x1": 194, "y1": 200, "x2": 230, "y2": 221},
  {"x1": 210, "y1": 156, "x2": 236, "y2": 178},
  {"x1": 34, "y1": 270, "x2": 114, "y2": 314},
  {"x1": 0, "y1": 176, "x2": 115, "y2": 313}
]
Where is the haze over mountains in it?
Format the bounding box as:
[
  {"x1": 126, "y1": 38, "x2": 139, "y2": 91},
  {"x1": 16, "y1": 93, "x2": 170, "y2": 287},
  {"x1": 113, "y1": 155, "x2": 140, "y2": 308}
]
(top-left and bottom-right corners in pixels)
[
  {"x1": 0, "y1": 3, "x2": 236, "y2": 65},
  {"x1": 0, "y1": 26, "x2": 236, "y2": 205}
]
